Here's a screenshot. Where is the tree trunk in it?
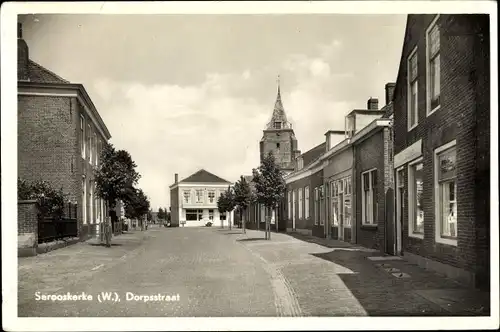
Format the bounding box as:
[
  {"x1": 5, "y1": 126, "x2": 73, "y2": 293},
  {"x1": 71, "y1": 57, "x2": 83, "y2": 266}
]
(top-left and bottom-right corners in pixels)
[{"x1": 243, "y1": 207, "x2": 246, "y2": 234}]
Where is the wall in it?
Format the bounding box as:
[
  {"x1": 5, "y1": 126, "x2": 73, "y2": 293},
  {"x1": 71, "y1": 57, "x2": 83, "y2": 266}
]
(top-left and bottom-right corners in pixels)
[
  {"x1": 393, "y1": 14, "x2": 490, "y2": 288},
  {"x1": 260, "y1": 129, "x2": 296, "y2": 171},
  {"x1": 170, "y1": 186, "x2": 179, "y2": 226},
  {"x1": 355, "y1": 130, "x2": 385, "y2": 250},
  {"x1": 18, "y1": 200, "x2": 39, "y2": 257}
]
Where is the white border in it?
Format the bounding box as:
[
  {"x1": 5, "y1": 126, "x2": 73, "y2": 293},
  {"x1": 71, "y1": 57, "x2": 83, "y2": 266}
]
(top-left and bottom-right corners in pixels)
[
  {"x1": 2, "y1": 2, "x2": 499, "y2": 332},
  {"x1": 425, "y1": 14, "x2": 441, "y2": 116},
  {"x1": 434, "y1": 140, "x2": 458, "y2": 246},
  {"x1": 407, "y1": 157, "x2": 424, "y2": 239}
]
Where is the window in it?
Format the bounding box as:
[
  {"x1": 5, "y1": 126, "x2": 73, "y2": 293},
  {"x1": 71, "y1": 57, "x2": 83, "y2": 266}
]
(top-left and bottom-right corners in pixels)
[
  {"x1": 183, "y1": 190, "x2": 191, "y2": 204},
  {"x1": 87, "y1": 124, "x2": 92, "y2": 163},
  {"x1": 196, "y1": 190, "x2": 204, "y2": 203},
  {"x1": 186, "y1": 209, "x2": 197, "y2": 221},
  {"x1": 407, "y1": 47, "x2": 418, "y2": 130},
  {"x1": 435, "y1": 142, "x2": 457, "y2": 245},
  {"x1": 208, "y1": 191, "x2": 215, "y2": 203},
  {"x1": 82, "y1": 177, "x2": 87, "y2": 224},
  {"x1": 304, "y1": 186, "x2": 310, "y2": 219},
  {"x1": 408, "y1": 161, "x2": 424, "y2": 237},
  {"x1": 344, "y1": 196, "x2": 351, "y2": 227},
  {"x1": 319, "y1": 185, "x2": 325, "y2": 225},
  {"x1": 427, "y1": 15, "x2": 441, "y2": 114},
  {"x1": 209, "y1": 209, "x2": 214, "y2": 221},
  {"x1": 274, "y1": 122, "x2": 281, "y2": 129},
  {"x1": 332, "y1": 182, "x2": 339, "y2": 226},
  {"x1": 276, "y1": 143, "x2": 280, "y2": 149},
  {"x1": 314, "y1": 188, "x2": 319, "y2": 225},
  {"x1": 361, "y1": 169, "x2": 377, "y2": 225},
  {"x1": 298, "y1": 188, "x2": 303, "y2": 219},
  {"x1": 80, "y1": 116, "x2": 85, "y2": 159},
  {"x1": 93, "y1": 133, "x2": 97, "y2": 165},
  {"x1": 288, "y1": 191, "x2": 292, "y2": 219}
]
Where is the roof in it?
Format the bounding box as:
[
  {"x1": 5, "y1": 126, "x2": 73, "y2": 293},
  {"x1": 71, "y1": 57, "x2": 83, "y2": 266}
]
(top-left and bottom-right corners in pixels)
[
  {"x1": 179, "y1": 169, "x2": 231, "y2": 184},
  {"x1": 27, "y1": 60, "x2": 70, "y2": 84},
  {"x1": 301, "y1": 142, "x2": 327, "y2": 167},
  {"x1": 265, "y1": 81, "x2": 293, "y2": 130}
]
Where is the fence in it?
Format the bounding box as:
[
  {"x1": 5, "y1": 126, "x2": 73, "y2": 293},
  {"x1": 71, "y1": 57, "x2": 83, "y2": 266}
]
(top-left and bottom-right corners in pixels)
[{"x1": 38, "y1": 202, "x2": 78, "y2": 243}]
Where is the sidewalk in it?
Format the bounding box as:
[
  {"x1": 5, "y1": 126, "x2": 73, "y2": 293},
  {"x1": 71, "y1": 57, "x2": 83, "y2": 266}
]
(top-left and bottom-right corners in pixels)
[
  {"x1": 18, "y1": 228, "x2": 158, "y2": 306},
  {"x1": 226, "y1": 228, "x2": 490, "y2": 316}
]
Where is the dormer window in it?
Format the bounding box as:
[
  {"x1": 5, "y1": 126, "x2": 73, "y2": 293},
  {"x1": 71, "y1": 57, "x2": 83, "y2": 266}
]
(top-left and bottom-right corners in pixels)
[{"x1": 274, "y1": 122, "x2": 282, "y2": 129}]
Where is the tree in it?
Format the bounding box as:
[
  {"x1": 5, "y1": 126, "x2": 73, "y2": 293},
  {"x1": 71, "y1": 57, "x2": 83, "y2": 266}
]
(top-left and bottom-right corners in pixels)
[
  {"x1": 252, "y1": 151, "x2": 286, "y2": 240},
  {"x1": 94, "y1": 144, "x2": 141, "y2": 209},
  {"x1": 147, "y1": 209, "x2": 153, "y2": 222},
  {"x1": 234, "y1": 176, "x2": 252, "y2": 234},
  {"x1": 158, "y1": 207, "x2": 165, "y2": 220},
  {"x1": 124, "y1": 188, "x2": 151, "y2": 231},
  {"x1": 225, "y1": 186, "x2": 236, "y2": 230},
  {"x1": 18, "y1": 178, "x2": 66, "y2": 219},
  {"x1": 217, "y1": 191, "x2": 227, "y2": 228}
]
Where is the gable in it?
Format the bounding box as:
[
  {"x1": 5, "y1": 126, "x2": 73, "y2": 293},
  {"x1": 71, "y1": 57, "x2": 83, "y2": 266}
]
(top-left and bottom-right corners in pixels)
[
  {"x1": 179, "y1": 169, "x2": 231, "y2": 184},
  {"x1": 28, "y1": 60, "x2": 70, "y2": 84}
]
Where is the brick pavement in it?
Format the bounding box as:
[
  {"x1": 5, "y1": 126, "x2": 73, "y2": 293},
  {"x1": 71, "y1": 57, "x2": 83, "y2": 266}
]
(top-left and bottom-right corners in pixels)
[
  {"x1": 17, "y1": 227, "x2": 276, "y2": 317},
  {"x1": 226, "y1": 228, "x2": 491, "y2": 316}
]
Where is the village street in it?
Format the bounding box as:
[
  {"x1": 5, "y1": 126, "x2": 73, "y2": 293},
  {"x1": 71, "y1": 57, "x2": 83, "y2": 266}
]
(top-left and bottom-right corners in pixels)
[{"x1": 17, "y1": 226, "x2": 489, "y2": 317}]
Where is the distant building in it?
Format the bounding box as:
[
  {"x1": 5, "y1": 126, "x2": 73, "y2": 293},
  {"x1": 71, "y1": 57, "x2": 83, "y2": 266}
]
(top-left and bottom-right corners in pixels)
[
  {"x1": 392, "y1": 14, "x2": 490, "y2": 289},
  {"x1": 169, "y1": 169, "x2": 234, "y2": 227},
  {"x1": 17, "y1": 23, "x2": 112, "y2": 241}
]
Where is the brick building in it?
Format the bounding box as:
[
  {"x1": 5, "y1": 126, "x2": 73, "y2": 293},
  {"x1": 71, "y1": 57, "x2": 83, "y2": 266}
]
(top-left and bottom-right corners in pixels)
[
  {"x1": 284, "y1": 90, "x2": 395, "y2": 248},
  {"x1": 392, "y1": 14, "x2": 490, "y2": 289},
  {"x1": 285, "y1": 143, "x2": 326, "y2": 237},
  {"x1": 352, "y1": 95, "x2": 394, "y2": 252},
  {"x1": 17, "y1": 23, "x2": 112, "y2": 241}
]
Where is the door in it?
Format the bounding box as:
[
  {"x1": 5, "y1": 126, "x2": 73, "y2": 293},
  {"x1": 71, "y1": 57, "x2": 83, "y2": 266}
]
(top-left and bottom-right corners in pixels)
[
  {"x1": 396, "y1": 169, "x2": 405, "y2": 255},
  {"x1": 292, "y1": 190, "x2": 296, "y2": 230},
  {"x1": 338, "y1": 192, "x2": 344, "y2": 240},
  {"x1": 385, "y1": 188, "x2": 395, "y2": 255}
]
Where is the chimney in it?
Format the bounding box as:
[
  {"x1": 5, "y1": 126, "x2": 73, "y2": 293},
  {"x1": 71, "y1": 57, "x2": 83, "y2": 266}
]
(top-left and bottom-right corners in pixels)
[
  {"x1": 367, "y1": 97, "x2": 379, "y2": 110},
  {"x1": 385, "y1": 83, "x2": 396, "y2": 105},
  {"x1": 18, "y1": 23, "x2": 29, "y2": 81},
  {"x1": 174, "y1": 173, "x2": 178, "y2": 183}
]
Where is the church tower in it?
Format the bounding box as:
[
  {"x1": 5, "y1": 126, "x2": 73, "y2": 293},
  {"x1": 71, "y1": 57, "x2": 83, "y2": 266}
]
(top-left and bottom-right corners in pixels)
[{"x1": 260, "y1": 77, "x2": 300, "y2": 176}]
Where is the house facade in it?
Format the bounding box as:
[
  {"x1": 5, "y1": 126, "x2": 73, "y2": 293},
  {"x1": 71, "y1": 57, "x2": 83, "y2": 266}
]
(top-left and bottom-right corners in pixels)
[
  {"x1": 284, "y1": 91, "x2": 395, "y2": 254},
  {"x1": 17, "y1": 23, "x2": 112, "y2": 241},
  {"x1": 392, "y1": 14, "x2": 490, "y2": 289},
  {"x1": 169, "y1": 170, "x2": 234, "y2": 227}
]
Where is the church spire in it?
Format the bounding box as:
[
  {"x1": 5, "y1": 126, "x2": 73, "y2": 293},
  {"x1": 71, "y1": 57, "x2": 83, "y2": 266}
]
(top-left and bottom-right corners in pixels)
[{"x1": 266, "y1": 75, "x2": 291, "y2": 130}]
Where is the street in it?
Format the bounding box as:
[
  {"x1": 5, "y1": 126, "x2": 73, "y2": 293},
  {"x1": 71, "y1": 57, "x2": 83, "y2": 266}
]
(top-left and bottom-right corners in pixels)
[{"x1": 18, "y1": 226, "x2": 489, "y2": 317}]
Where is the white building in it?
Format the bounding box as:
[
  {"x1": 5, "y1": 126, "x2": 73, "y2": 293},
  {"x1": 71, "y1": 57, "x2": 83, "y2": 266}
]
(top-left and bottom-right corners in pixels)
[{"x1": 169, "y1": 169, "x2": 234, "y2": 227}]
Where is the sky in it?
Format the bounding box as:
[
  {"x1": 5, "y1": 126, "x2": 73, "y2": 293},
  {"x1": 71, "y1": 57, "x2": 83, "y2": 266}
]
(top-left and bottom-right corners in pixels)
[{"x1": 19, "y1": 14, "x2": 407, "y2": 211}]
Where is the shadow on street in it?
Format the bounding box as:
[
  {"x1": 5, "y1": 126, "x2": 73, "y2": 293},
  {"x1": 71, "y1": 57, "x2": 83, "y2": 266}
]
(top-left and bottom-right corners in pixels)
[
  {"x1": 310, "y1": 250, "x2": 490, "y2": 316},
  {"x1": 236, "y1": 238, "x2": 268, "y2": 242}
]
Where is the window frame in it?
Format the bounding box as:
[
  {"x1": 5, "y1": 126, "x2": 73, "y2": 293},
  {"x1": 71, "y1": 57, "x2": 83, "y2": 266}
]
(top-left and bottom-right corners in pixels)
[
  {"x1": 426, "y1": 14, "x2": 441, "y2": 116},
  {"x1": 434, "y1": 140, "x2": 458, "y2": 246},
  {"x1": 319, "y1": 185, "x2": 325, "y2": 225},
  {"x1": 304, "y1": 186, "x2": 310, "y2": 219},
  {"x1": 407, "y1": 46, "x2": 419, "y2": 131},
  {"x1": 408, "y1": 158, "x2": 425, "y2": 239},
  {"x1": 298, "y1": 187, "x2": 303, "y2": 219},
  {"x1": 361, "y1": 169, "x2": 377, "y2": 225},
  {"x1": 80, "y1": 115, "x2": 85, "y2": 159}
]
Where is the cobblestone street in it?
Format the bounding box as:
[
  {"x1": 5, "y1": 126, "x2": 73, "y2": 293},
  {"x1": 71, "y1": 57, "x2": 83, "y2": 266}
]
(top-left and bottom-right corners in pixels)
[{"x1": 17, "y1": 225, "x2": 490, "y2": 317}]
